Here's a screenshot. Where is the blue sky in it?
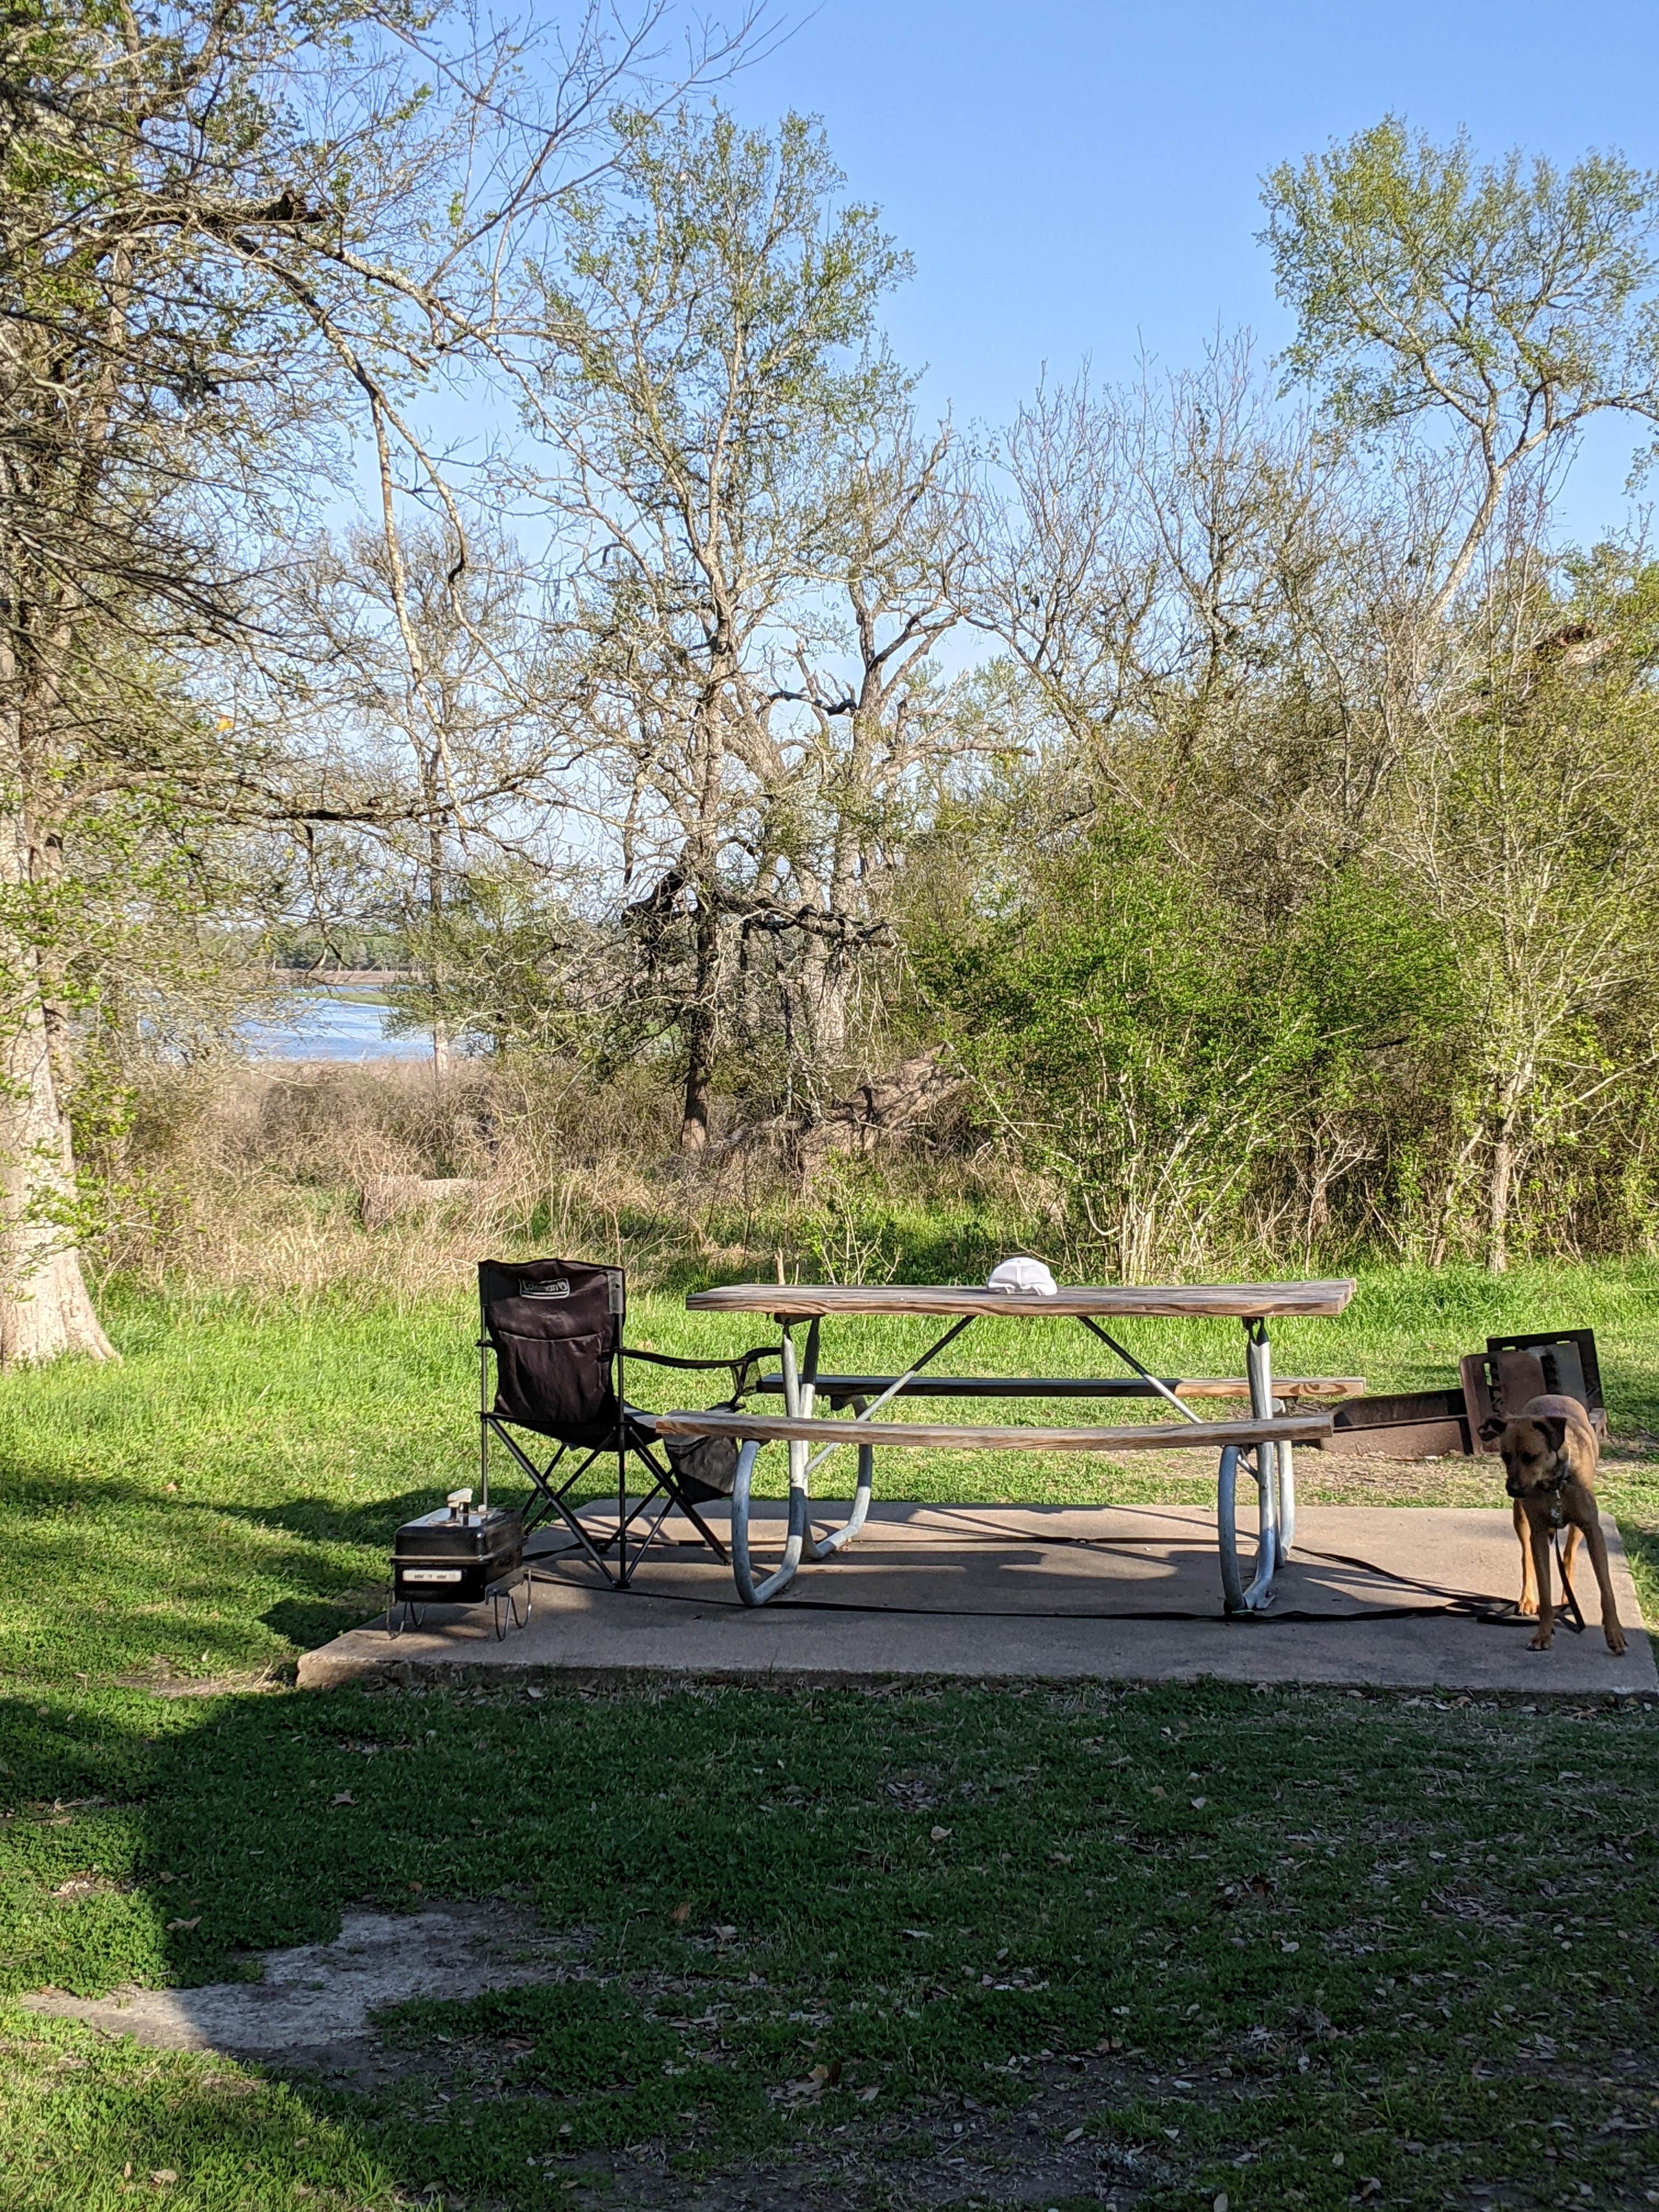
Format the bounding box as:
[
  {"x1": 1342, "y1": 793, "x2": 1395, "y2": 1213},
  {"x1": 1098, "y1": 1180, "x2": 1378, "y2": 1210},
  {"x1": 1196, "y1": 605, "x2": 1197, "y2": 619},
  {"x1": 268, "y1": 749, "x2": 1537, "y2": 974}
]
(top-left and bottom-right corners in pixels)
[{"x1": 716, "y1": 0, "x2": 1659, "y2": 545}]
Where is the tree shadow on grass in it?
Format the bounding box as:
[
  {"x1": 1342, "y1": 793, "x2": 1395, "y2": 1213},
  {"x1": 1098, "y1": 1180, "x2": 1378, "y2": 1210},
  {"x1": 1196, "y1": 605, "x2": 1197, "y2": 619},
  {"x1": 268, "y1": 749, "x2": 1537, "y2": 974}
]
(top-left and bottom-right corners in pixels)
[
  {"x1": 0, "y1": 1467, "x2": 584, "y2": 1686},
  {"x1": 261, "y1": 1591, "x2": 390, "y2": 1650},
  {"x1": 9, "y1": 1673, "x2": 1232, "y2": 2205},
  {"x1": 7, "y1": 1669, "x2": 1659, "y2": 2211},
  {"x1": 0, "y1": 2004, "x2": 413, "y2": 2212},
  {"x1": 210, "y1": 1486, "x2": 460, "y2": 1553},
  {"x1": 0, "y1": 1675, "x2": 934, "y2": 2208},
  {"x1": 0, "y1": 1476, "x2": 432, "y2": 1685}
]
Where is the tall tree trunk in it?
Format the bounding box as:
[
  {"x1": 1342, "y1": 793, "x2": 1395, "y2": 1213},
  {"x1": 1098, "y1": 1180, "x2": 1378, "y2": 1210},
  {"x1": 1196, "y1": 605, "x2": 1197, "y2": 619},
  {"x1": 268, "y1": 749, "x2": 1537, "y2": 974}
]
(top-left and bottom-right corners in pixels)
[
  {"x1": 802, "y1": 929, "x2": 850, "y2": 1068},
  {"x1": 1486, "y1": 1122, "x2": 1515, "y2": 1274},
  {"x1": 1485, "y1": 1057, "x2": 1532, "y2": 1274},
  {"x1": 0, "y1": 809, "x2": 115, "y2": 1363},
  {"x1": 680, "y1": 885, "x2": 717, "y2": 1153},
  {"x1": 426, "y1": 802, "x2": 451, "y2": 1082},
  {"x1": 679, "y1": 688, "x2": 726, "y2": 1154}
]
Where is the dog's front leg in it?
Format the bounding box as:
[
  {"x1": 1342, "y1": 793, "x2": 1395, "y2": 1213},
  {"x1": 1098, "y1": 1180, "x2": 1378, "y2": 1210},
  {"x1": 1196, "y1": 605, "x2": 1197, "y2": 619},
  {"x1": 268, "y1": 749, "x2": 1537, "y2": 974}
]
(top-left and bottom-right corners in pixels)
[
  {"x1": 1514, "y1": 1498, "x2": 1538, "y2": 1615},
  {"x1": 1579, "y1": 1514, "x2": 1627, "y2": 1656},
  {"x1": 1527, "y1": 1515, "x2": 1555, "y2": 1650}
]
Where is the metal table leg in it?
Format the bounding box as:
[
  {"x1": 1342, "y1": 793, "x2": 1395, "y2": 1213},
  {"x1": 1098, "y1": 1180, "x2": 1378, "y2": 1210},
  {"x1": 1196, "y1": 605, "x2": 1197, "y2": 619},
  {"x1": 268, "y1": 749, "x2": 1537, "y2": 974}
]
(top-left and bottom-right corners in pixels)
[
  {"x1": 1216, "y1": 1444, "x2": 1247, "y2": 1613},
  {"x1": 797, "y1": 1315, "x2": 974, "y2": 1565},
  {"x1": 1248, "y1": 1311, "x2": 1295, "y2": 1562},
  {"x1": 730, "y1": 1436, "x2": 810, "y2": 1605},
  {"x1": 729, "y1": 1322, "x2": 811, "y2": 1606},
  {"x1": 805, "y1": 1396, "x2": 874, "y2": 1560},
  {"x1": 1234, "y1": 1318, "x2": 1280, "y2": 1609},
  {"x1": 1216, "y1": 1436, "x2": 1278, "y2": 1613}
]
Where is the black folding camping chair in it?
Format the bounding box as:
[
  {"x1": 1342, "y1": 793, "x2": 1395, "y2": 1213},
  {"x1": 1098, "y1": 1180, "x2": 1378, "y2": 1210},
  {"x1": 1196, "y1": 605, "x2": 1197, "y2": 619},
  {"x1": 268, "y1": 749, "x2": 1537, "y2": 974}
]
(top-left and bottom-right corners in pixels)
[{"x1": 477, "y1": 1257, "x2": 769, "y2": 1586}]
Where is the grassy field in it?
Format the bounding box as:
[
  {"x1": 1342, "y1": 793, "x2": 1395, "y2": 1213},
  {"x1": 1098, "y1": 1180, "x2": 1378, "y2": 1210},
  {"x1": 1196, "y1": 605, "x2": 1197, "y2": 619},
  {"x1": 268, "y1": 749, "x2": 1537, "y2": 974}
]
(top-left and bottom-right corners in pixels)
[{"x1": 1, "y1": 1262, "x2": 1656, "y2": 2210}]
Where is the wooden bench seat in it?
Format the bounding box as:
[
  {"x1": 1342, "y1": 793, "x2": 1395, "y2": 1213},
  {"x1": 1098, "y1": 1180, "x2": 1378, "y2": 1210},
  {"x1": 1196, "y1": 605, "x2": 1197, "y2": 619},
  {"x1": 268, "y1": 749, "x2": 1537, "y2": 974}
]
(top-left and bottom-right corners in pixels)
[
  {"x1": 646, "y1": 1408, "x2": 1333, "y2": 1454},
  {"x1": 751, "y1": 1373, "x2": 1362, "y2": 1403}
]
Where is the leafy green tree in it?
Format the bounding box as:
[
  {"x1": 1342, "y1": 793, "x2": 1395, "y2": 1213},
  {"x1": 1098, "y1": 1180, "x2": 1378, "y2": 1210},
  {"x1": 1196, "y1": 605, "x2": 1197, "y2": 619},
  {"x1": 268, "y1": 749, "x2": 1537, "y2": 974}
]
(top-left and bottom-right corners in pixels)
[
  {"x1": 0, "y1": 0, "x2": 741, "y2": 1358},
  {"x1": 381, "y1": 866, "x2": 601, "y2": 1058},
  {"x1": 910, "y1": 817, "x2": 1455, "y2": 1274},
  {"x1": 1263, "y1": 119, "x2": 1659, "y2": 620},
  {"x1": 1392, "y1": 552, "x2": 1659, "y2": 1267}
]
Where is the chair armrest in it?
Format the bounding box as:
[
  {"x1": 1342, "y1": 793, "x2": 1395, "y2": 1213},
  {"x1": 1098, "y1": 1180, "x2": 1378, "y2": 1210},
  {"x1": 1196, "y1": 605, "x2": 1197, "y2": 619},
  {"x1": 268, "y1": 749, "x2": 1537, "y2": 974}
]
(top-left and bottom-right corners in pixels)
[{"x1": 623, "y1": 1343, "x2": 773, "y2": 1395}]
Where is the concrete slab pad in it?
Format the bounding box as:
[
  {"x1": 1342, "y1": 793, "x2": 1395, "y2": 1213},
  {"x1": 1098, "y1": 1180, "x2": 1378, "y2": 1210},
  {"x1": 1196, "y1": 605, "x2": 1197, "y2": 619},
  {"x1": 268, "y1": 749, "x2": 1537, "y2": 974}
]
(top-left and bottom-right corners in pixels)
[{"x1": 298, "y1": 1503, "x2": 1655, "y2": 1699}]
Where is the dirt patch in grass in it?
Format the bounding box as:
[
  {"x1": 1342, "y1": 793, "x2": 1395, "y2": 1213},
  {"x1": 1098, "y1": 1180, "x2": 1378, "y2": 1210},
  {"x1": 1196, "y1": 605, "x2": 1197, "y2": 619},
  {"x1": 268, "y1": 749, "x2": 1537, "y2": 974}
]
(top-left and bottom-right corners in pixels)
[{"x1": 25, "y1": 1904, "x2": 581, "y2": 2075}]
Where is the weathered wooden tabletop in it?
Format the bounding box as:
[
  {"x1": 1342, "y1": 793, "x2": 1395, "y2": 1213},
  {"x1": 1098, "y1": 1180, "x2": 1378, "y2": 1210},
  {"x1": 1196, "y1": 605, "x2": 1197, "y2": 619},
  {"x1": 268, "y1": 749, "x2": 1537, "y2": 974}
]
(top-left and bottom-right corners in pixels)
[{"x1": 684, "y1": 1280, "x2": 1358, "y2": 1322}]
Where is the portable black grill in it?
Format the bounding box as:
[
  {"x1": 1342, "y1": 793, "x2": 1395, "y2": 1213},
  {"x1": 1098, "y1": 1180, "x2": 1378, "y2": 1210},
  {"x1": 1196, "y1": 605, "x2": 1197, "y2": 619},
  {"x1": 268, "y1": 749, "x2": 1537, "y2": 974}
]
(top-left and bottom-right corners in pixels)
[{"x1": 390, "y1": 1486, "x2": 529, "y2": 1639}]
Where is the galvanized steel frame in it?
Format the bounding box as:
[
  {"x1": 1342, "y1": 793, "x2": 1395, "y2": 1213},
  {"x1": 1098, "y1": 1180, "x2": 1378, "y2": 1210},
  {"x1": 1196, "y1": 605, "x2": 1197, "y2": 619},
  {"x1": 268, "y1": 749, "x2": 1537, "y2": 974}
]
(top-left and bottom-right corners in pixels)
[{"x1": 725, "y1": 1305, "x2": 1301, "y2": 1612}]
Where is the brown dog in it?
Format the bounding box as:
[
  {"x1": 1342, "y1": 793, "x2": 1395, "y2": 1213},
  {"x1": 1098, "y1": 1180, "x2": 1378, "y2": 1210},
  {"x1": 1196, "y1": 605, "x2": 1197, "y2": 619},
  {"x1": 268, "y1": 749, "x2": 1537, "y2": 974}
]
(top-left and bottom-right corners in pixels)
[{"x1": 1479, "y1": 1393, "x2": 1625, "y2": 1654}]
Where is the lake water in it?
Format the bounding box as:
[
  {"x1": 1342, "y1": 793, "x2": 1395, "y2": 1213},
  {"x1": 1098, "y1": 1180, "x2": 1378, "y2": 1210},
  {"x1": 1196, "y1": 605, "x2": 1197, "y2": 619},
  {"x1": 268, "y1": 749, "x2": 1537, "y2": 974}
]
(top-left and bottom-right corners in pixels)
[{"x1": 244, "y1": 989, "x2": 435, "y2": 1063}]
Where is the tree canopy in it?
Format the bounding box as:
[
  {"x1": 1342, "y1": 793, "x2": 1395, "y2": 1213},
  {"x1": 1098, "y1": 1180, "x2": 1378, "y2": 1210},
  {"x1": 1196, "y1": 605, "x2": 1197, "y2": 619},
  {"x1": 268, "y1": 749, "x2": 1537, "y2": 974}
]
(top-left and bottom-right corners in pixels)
[
  {"x1": 1262, "y1": 117, "x2": 1659, "y2": 616},
  {"x1": 11, "y1": 74, "x2": 1659, "y2": 1346}
]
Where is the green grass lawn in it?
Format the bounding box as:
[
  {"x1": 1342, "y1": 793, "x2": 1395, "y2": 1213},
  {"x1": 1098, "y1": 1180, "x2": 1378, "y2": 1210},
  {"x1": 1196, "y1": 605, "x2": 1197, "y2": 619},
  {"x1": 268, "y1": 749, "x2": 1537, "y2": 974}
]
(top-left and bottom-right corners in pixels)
[
  {"x1": 1, "y1": 1263, "x2": 1656, "y2": 2210},
  {"x1": 4, "y1": 1681, "x2": 1657, "y2": 2211}
]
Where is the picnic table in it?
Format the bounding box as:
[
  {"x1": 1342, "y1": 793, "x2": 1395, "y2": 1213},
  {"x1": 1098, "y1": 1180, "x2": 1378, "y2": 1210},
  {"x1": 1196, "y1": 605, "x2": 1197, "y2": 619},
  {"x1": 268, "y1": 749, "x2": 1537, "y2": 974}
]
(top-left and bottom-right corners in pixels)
[{"x1": 662, "y1": 1279, "x2": 1357, "y2": 1613}]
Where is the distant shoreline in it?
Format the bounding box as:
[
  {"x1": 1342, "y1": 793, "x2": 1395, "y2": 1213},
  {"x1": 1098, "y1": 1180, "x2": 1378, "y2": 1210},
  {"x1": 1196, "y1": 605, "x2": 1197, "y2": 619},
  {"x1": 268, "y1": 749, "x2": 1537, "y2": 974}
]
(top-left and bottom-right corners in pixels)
[{"x1": 270, "y1": 968, "x2": 416, "y2": 986}]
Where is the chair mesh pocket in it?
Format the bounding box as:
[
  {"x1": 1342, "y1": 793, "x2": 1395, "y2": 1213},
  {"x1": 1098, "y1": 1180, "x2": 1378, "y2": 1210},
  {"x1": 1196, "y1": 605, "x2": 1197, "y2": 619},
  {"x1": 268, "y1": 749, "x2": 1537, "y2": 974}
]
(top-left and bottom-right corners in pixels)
[{"x1": 664, "y1": 1431, "x2": 741, "y2": 1501}]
